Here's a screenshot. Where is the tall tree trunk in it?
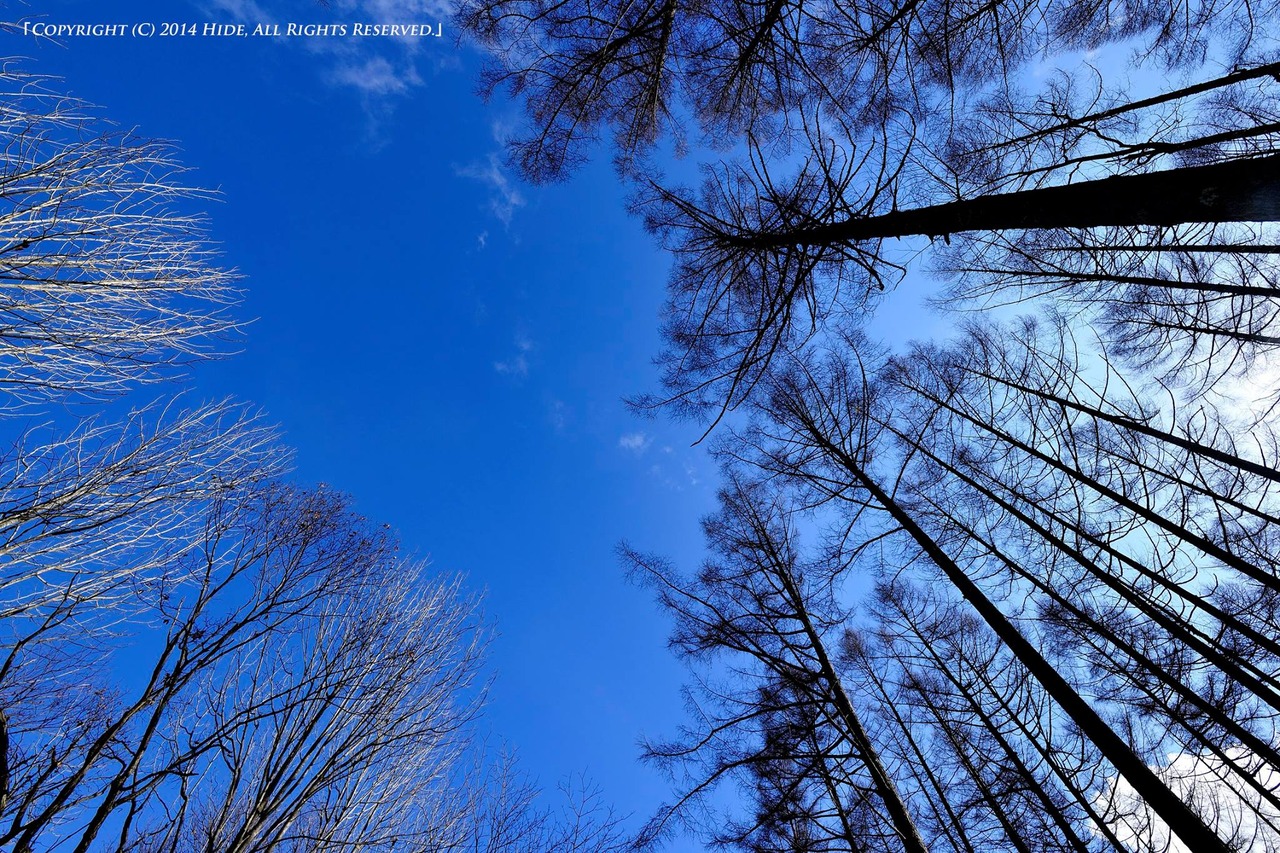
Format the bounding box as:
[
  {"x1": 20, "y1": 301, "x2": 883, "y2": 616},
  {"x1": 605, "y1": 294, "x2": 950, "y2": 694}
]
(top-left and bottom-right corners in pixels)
[
  {"x1": 772, "y1": 564, "x2": 932, "y2": 853},
  {"x1": 736, "y1": 153, "x2": 1280, "y2": 248},
  {"x1": 896, "y1": 375, "x2": 1280, "y2": 594},
  {"x1": 776, "y1": 380, "x2": 1234, "y2": 853}
]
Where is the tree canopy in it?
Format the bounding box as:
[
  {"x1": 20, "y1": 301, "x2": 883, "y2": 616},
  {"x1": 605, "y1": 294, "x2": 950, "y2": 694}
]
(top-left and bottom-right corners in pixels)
[
  {"x1": 0, "y1": 63, "x2": 627, "y2": 853},
  {"x1": 463, "y1": 0, "x2": 1280, "y2": 847}
]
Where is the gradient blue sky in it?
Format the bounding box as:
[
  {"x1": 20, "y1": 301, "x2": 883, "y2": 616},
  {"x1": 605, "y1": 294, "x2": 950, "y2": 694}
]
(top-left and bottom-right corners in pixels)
[
  {"x1": 2, "y1": 0, "x2": 1199, "y2": 846},
  {"x1": 14, "y1": 0, "x2": 970, "y2": 839},
  {"x1": 14, "y1": 0, "x2": 730, "y2": 838}
]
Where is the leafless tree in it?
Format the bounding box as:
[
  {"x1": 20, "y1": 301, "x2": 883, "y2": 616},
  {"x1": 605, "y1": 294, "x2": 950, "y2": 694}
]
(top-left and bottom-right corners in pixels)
[
  {"x1": 458, "y1": 752, "x2": 630, "y2": 853},
  {"x1": 0, "y1": 63, "x2": 241, "y2": 406},
  {"x1": 0, "y1": 477, "x2": 625, "y2": 853},
  {"x1": 712, "y1": 319, "x2": 1280, "y2": 849},
  {"x1": 861, "y1": 582, "x2": 1118, "y2": 853},
  {"x1": 99, "y1": 484, "x2": 488, "y2": 853},
  {"x1": 462, "y1": 0, "x2": 1280, "y2": 847},
  {"x1": 0, "y1": 60, "x2": 627, "y2": 853},
  {"x1": 624, "y1": 474, "x2": 929, "y2": 852},
  {"x1": 459, "y1": 0, "x2": 1277, "y2": 180},
  {"x1": 0, "y1": 65, "x2": 291, "y2": 849},
  {"x1": 637, "y1": 61, "x2": 1280, "y2": 421}
]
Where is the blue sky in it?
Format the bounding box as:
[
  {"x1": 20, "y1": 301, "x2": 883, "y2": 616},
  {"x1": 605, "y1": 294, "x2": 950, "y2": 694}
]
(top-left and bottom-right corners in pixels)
[{"x1": 15, "y1": 0, "x2": 729, "y2": 838}]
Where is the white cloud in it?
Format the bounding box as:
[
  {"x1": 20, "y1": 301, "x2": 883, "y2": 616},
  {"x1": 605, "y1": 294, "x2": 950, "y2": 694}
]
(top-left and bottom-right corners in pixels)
[
  {"x1": 455, "y1": 153, "x2": 526, "y2": 227},
  {"x1": 618, "y1": 432, "x2": 652, "y2": 454},
  {"x1": 1099, "y1": 745, "x2": 1280, "y2": 852},
  {"x1": 330, "y1": 55, "x2": 422, "y2": 96},
  {"x1": 494, "y1": 335, "x2": 533, "y2": 377}
]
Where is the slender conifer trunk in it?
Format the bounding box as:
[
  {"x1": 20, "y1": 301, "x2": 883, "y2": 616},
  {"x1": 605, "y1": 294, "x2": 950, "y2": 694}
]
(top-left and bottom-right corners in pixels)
[
  {"x1": 736, "y1": 154, "x2": 1280, "y2": 248},
  {"x1": 776, "y1": 380, "x2": 1234, "y2": 853}
]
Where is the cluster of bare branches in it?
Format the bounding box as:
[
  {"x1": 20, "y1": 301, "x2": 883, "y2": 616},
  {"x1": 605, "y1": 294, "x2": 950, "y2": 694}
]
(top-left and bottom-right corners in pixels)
[
  {"x1": 616, "y1": 305, "x2": 1280, "y2": 849},
  {"x1": 463, "y1": 0, "x2": 1280, "y2": 847},
  {"x1": 0, "y1": 63, "x2": 629, "y2": 852},
  {"x1": 0, "y1": 63, "x2": 242, "y2": 406},
  {"x1": 460, "y1": 0, "x2": 1274, "y2": 179}
]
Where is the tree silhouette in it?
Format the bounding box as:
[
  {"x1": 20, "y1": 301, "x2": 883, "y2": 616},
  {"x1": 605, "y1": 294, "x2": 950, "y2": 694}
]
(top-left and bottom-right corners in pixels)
[
  {"x1": 638, "y1": 60, "x2": 1280, "y2": 419},
  {"x1": 0, "y1": 61, "x2": 628, "y2": 853},
  {"x1": 459, "y1": 0, "x2": 1280, "y2": 846},
  {"x1": 624, "y1": 475, "x2": 929, "y2": 852},
  {"x1": 460, "y1": 0, "x2": 1277, "y2": 179}
]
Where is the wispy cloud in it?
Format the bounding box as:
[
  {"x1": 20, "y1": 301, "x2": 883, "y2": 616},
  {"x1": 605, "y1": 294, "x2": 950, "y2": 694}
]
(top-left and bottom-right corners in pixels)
[
  {"x1": 207, "y1": 0, "x2": 273, "y2": 23},
  {"x1": 493, "y1": 355, "x2": 528, "y2": 377},
  {"x1": 494, "y1": 335, "x2": 533, "y2": 377},
  {"x1": 455, "y1": 153, "x2": 526, "y2": 228},
  {"x1": 345, "y1": 0, "x2": 454, "y2": 23},
  {"x1": 206, "y1": 0, "x2": 443, "y2": 106},
  {"x1": 548, "y1": 399, "x2": 570, "y2": 432},
  {"x1": 631, "y1": 442, "x2": 704, "y2": 491},
  {"x1": 618, "y1": 432, "x2": 652, "y2": 454},
  {"x1": 330, "y1": 55, "x2": 422, "y2": 96}
]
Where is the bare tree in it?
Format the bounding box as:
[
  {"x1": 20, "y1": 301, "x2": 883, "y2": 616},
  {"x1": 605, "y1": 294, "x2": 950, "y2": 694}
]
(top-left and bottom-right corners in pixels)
[
  {"x1": 625, "y1": 474, "x2": 929, "y2": 852},
  {"x1": 458, "y1": 752, "x2": 630, "y2": 853},
  {"x1": 708, "y1": 317, "x2": 1280, "y2": 848},
  {"x1": 0, "y1": 63, "x2": 242, "y2": 406},
  {"x1": 0, "y1": 65, "x2": 297, "y2": 849},
  {"x1": 0, "y1": 478, "x2": 609, "y2": 853},
  {"x1": 461, "y1": 0, "x2": 1280, "y2": 847},
  {"x1": 863, "y1": 583, "x2": 1115, "y2": 853},
  {"x1": 0, "y1": 59, "x2": 631, "y2": 853},
  {"x1": 106, "y1": 484, "x2": 488, "y2": 853},
  {"x1": 459, "y1": 0, "x2": 1277, "y2": 180}
]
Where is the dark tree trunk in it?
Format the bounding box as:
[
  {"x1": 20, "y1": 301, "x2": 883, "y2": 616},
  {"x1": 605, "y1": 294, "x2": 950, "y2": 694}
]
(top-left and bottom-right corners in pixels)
[
  {"x1": 773, "y1": 378, "x2": 1234, "y2": 853},
  {"x1": 739, "y1": 154, "x2": 1280, "y2": 248},
  {"x1": 897, "y1": 376, "x2": 1280, "y2": 595},
  {"x1": 782, "y1": 573, "x2": 932, "y2": 853}
]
